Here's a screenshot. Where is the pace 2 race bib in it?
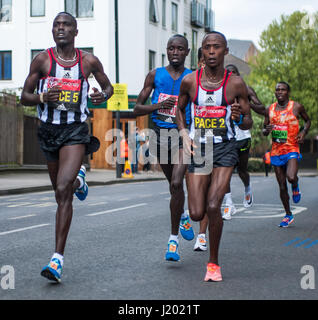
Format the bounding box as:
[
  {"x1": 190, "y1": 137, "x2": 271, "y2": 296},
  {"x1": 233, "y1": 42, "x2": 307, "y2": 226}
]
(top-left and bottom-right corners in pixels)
[
  {"x1": 194, "y1": 104, "x2": 227, "y2": 139},
  {"x1": 47, "y1": 76, "x2": 82, "y2": 112}
]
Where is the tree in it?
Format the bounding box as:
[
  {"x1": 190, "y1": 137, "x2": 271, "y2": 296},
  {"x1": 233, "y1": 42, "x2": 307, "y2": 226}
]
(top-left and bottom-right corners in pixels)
[{"x1": 248, "y1": 10, "x2": 318, "y2": 136}]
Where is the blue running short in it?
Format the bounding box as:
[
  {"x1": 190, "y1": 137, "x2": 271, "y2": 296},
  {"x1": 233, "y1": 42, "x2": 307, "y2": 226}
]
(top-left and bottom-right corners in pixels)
[{"x1": 270, "y1": 152, "x2": 302, "y2": 167}]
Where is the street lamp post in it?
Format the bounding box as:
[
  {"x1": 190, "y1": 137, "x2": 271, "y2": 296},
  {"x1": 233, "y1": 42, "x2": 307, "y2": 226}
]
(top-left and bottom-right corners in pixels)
[{"x1": 114, "y1": 0, "x2": 121, "y2": 178}]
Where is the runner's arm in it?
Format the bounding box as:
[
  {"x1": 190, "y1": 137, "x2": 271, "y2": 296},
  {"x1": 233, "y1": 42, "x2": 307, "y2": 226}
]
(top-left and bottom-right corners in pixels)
[
  {"x1": 176, "y1": 75, "x2": 193, "y2": 155},
  {"x1": 235, "y1": 79, "x2": 253, "y2": 130},
  {"x1": 262, "y1": 107, "x2": 272, "y2": 136},
  {"x1": 296, "y1": 103, "x2": 311, "y2": 143},
  {"x1": 20, "y1": 52, "x2": 61, "y2": 106},
  {"x1": 88, "y1": 54, "x2": 114, "y2": 105},
  {"x1": 133, "y1": 70, "x2": 176, "y2": 116},
  {"x1": 248, "y1": 86, "x2": 266, "y2": 116}
]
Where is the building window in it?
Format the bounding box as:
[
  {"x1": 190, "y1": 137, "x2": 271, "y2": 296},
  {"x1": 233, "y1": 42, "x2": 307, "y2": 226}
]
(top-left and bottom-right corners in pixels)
[
  {"x1": 149, "y1": 0, "x2": 159, "y2": 23},
  {"x1": 30, "y1": 0, "x2": 45, "y2": 17},
  {"x1": 31, "y1": 49, "x2": 44, "y2": 61},
  {"x1": 0, "y1": 0, "x2": 12, "y2": 22},
  {"x1": 149, "y1": 50, "x2": 156, "y2": 72},
  {"x1": 171, "y1": 2, "x2": 178, "y2": 32},
  {"x1": 191, "y1": 30, "x2": 198, "y2": 69},
  {"x1": 65, "y1": 0, "x2": 94, "y2": 18},
  {"x1": 162, "y1": 0, "x2": 166, "y2": 27},
  {"x1": 161, "y1": 54, "x2": 166, "y2": 67},
  {"x1": 0, "y1": 51, "x2": 12, "y2": 80}
]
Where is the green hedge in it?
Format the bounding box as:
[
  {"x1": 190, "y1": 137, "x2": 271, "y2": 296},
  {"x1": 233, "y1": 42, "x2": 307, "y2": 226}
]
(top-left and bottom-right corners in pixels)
[{"x1": 247, "y1": 158, "x2": 265, "y2": 172}]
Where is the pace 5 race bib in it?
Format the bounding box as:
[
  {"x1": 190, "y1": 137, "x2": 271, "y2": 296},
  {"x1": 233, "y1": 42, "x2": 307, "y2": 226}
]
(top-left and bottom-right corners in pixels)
[
  {"x1": 272, "y1": 124, "x2": 287, "y2": 143},
  {"x1": 47, "y1": 76, "x2": 82, "y2": 112},
  {"x1": 156, "y1": 93, "x2": 178, "y2": 124}
]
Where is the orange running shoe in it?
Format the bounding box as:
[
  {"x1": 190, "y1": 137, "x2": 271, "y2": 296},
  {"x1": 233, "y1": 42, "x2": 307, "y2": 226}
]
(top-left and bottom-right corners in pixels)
[{"x1": 204, "y1": 263, "x2": 222, "y2": 282}]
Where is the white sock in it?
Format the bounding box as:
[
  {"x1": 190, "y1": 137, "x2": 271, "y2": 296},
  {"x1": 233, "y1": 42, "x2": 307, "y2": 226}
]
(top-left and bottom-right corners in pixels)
[
  {"x1": 52, "y1": 253, "x2": 64, "y2": 266},
  {"x1": 169, "y1": 234, "x2": 179, "y2": 243},
  {"x1": 181, "y1": 211, "x2": 188, "y2": 219},
  {"x1": 197, "y1": 233, "x2": 206, "y2": 239},
  {"x1": 224, "y1": 192, "x2": 233, "y2": 206},
  {"x1": 77, "y1": 176, "x2": 84, "y2": 189},
  {"x1": 245, "y1": 185, "x2": 251, "y2": 194}
]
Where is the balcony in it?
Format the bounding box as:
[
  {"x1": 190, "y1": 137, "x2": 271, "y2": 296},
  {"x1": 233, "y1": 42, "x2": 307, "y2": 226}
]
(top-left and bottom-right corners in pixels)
[
  {"x1": 191, "y1": 1, "x2": 205, "y2": 28},
  {"x1": 205, "y1": 9, "x2": 214, "y2": 32}
]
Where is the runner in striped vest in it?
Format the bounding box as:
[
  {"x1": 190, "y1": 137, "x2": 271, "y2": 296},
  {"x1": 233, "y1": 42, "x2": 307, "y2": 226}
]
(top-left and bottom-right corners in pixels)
[{"x1": 21, "y1": 12, "x2": 113, "y2": 283}]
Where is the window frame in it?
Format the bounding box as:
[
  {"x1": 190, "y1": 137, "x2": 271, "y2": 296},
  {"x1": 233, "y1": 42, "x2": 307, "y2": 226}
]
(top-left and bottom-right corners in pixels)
[
  {"x1": 0, "y1": 0, "x2": 12, "y2": 22},
  {"x1": 149, "y1": 0, "x2": 159, "y2": 23},
  {"x1": 64, "y1": 0, "x2": 94, "y2": 18},
  {"x1": 30, "y1": 0, "x2": 46, "y2": 17},
  {"x1": 171, "y1": 2, "x2": 178, "y2": 32},
  {"x1": 149, "y1": 50, "x2": 156, "y2": 72},
  {"x1": 0, "y1": 51, "x2": 12, "y2": 81}
]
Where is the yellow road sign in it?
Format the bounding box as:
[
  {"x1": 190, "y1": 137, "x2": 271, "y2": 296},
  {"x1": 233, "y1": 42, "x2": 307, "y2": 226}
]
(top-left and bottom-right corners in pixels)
[{"x1": 107, "y1": 83, "x2": 129, "y2": 111}]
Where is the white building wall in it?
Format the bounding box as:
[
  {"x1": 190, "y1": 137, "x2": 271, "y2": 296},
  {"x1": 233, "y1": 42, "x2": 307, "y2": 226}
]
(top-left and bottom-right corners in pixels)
[{"x1": 0, "y1": 0, "x2": 213, "y2": 96}]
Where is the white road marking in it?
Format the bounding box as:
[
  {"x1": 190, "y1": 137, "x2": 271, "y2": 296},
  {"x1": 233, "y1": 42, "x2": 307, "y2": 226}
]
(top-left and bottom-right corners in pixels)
[
  {"x1": 86, "y1": 203, "x2": 147, "y2": 217},
  {"x1": 8, "y1": 214, "x2": 36, "y2": 220},
  {"x1": 88, "y1": 202, "x2": 108, "y2": 206},
  {"x1": 7, "y1": 202, "x2": 32, "y2": 207},
  {"x1": 0, "y1": 224, "x2": 50, "y2": 236}
]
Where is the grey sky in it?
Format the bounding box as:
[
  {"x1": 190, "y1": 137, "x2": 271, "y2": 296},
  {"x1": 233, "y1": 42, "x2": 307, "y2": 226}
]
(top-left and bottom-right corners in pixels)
[{"x1": 213, "y1": 0, "x2": 318, "y2": 48}]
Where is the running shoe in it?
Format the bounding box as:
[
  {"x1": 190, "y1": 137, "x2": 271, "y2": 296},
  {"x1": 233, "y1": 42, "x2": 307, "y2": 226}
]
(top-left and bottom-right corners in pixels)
[
  {"x1": 243, "y1": 192, "x2": 253, "y2": 208},
  {"x1": 165, "y1": 240, "x2": 180, "y2": 261},
  {"x1": 204, "y1": 263, "x2": 222, "y2": 282},
  {"x1": 179, "y1": 211, "x2": 194, "y2": 241},
  {"x1": 292, "y1": 184, "x2": 301, "y2": 203},
  {"x1": 194, "y1": 234, "x2": 207, "y2": 251},
  {"x1": 41, "y1": 258, "x2": 63, "y2": 283},
  {"x1": 75, "y1": 165, "x2": 88, "y2": 201},
  {"x1": 222, "y1": 205, "x2": 236, "y2": 220},
  {"x1": 279, "y1": 214, "x2": 294, "y2": 228}
]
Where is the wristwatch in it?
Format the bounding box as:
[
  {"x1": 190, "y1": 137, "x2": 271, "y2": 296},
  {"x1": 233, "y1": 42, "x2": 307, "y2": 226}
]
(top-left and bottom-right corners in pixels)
[{"x1": 101, "y1": 91, "x2": 108, "y2": 101}]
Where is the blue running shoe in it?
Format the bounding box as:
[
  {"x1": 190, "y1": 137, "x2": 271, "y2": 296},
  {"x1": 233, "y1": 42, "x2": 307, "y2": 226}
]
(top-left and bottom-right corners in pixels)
[
  {"x1": 179, "y1": 211, "x2": 194, "y2": 241},
  {"x1": 41, "y1": 258, "x2": 63, "y2": 283},
  {"x1": 279, "y1": 214, "x2": 294, "y2": 228},
  {"x1": 75, "y1": 165, "x2": 88, "y2": 201},
  {"x1": 292, "y1": 184, "x2": 301, "y2": 203},
  {"x1": 165, "y1": 240, "x2": 180, "y2": 261}
]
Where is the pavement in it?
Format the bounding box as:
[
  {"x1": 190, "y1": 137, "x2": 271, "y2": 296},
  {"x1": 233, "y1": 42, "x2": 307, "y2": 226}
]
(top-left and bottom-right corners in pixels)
[{"x1": 0, "y1": 165, "x2": 317, "y2": 196}]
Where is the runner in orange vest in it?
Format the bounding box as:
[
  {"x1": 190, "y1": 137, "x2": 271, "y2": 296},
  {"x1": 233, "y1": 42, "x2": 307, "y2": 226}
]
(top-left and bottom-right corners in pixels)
[
  {"x1": 263, "y1": 150, "x2": 271, "y2": 176},
  {"x1": 263, "y1": 81, "x2": 311, "y2": 227}
]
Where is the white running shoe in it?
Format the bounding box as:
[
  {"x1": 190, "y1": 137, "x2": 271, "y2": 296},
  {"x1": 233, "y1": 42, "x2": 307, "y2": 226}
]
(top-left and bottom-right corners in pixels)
[
  {"x1": 193, "y1": 234, "x2": 207, "y2": 251},
  {"x1": 222, "y1": 205, "x2": 236, "y2": 220},
  {"x1": 243, "y1": 192, "x2": 253, "y2": 208}
]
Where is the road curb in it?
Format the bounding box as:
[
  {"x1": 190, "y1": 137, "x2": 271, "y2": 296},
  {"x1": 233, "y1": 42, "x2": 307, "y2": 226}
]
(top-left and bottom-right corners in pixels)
[{"x1": 0, "y1": 177, "x2": 166, "y2": 196}]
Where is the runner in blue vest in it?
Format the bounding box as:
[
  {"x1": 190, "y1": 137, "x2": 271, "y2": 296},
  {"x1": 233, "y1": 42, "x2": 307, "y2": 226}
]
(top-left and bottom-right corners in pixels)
[{"x1": 134, "y1": 35, "x2": 194, "y2": 261}]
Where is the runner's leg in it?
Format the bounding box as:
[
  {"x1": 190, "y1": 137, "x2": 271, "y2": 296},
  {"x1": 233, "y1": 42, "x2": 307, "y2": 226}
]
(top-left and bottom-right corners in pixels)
[
  {"x1": 55, "y1": 144, "x2": 85, "y2": 255},
  {"x1": 274, "y1": 165, "x2": 291, "y2": 214},
  {"x1": 206, "y1": 166, "x2": 234, "y2": 265}
]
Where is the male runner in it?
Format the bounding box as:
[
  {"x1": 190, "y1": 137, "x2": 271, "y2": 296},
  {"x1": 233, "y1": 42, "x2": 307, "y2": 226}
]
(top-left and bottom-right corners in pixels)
[
  {"x1": 177, "y1": 31, "x2": 252, "y2": 281},
  {"x1": 134, "y1": 34, "x2": 194, "y2": 261},
  {"x1": 222, "y1": 64, "x2": 265, "y2": 219},
  {"x1": 21, "y1": 12, "x2": 113, "y2": 282},
  {"x1": 263, "y1": 82, "x2": 310, "y2": 227}
]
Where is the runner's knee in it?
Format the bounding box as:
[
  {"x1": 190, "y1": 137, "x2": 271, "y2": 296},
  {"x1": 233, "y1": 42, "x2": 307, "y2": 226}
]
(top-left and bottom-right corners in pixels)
[
  {"x1": 188, "y1": 208, "x2": 205, "y2": 222},
  {"x1": 170, "y1": 179, "x2": 183, "y2": 195}
]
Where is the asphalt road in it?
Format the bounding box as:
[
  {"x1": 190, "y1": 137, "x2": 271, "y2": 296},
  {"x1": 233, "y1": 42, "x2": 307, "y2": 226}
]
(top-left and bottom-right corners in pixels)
[{"x1": 0, "y1": 175, "x2": 317, "y2": 301}]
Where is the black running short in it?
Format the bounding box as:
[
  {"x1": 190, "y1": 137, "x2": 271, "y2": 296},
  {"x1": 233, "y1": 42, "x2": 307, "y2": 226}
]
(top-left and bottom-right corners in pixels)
[
  {"x1": 188, "y1": 139, "x2": 239, "y2": 174},
  {"x1": 236, "y1": 138, "x2": 251, "y2": 155},
  {"x1": 149, "y1": 126, "x2": 183, "y2": 165},
  {"x1": 37, "y1": 121, "x2": 100, "y2": 162}
]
